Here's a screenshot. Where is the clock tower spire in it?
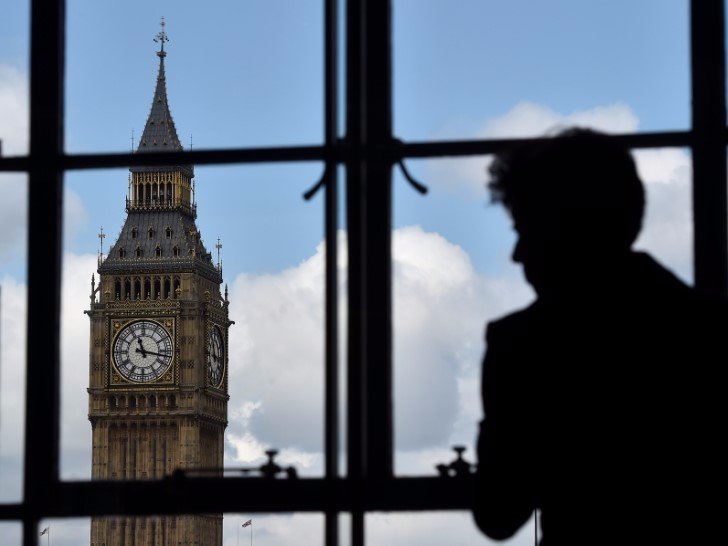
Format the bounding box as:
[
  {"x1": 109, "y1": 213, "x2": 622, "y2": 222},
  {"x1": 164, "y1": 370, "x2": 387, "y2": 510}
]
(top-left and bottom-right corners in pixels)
[{"x1": 88, "y1": 20, "x2": 230, "y2": 546}]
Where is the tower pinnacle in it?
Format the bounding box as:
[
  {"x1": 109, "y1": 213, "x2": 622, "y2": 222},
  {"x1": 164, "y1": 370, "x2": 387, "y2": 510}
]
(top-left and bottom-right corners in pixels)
[{"x1": 128, "y1": 17, "x2": 195, "y2": 217}]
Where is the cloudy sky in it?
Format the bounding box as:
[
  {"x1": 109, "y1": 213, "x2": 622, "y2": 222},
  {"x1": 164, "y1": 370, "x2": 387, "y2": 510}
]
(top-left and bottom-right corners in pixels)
[{"x1": 0, "y1": 0, "x2": 696, "y2": 544}]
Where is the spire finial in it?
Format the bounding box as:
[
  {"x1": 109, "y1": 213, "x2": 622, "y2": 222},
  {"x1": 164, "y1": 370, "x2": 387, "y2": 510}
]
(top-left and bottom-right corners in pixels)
[
  {"x1": 98, "y1": 227, "x2": 106, "y2": 265},
  {"x1": 153, "y1": 16, "x2": 169, "y2": 58},
  {"x1": 216, "y1": 237, "x2": 223, "y2": 270}
]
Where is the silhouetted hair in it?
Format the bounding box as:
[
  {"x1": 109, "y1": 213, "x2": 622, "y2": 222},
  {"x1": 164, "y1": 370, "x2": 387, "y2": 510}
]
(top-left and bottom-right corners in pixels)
[{"x1": 488, "y1": 128, "x2": 645, "y2": 247}]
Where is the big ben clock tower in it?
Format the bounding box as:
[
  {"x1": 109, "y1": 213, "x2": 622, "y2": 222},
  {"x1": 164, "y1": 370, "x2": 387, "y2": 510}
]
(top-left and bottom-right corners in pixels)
[{"x1": 87, "y1": 20, "x2": 230, "y2": 546}]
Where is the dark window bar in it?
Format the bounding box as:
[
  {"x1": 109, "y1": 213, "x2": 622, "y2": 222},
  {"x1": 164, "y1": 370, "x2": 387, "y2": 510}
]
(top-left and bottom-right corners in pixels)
[
  {"x1": 691, "y1": 0, "x2": 728, "y2": 295},
  {"x1": 2, "y1": 130, "x2": 722, "y2": 173},
  {"x1": 324, "y1": 0, "x2": 340, "y2": 546},
  {"x1": 6, "y1": 0, "x2": 728, "y2": 545},
  {"x1": 22, "y1": 0, "x2": 65, "y2": 545}
]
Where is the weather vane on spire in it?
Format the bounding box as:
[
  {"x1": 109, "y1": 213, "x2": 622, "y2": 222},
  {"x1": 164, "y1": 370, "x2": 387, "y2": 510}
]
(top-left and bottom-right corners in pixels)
[{"x1": 153, "y1": 16, "x2": 169, "y2": 57}]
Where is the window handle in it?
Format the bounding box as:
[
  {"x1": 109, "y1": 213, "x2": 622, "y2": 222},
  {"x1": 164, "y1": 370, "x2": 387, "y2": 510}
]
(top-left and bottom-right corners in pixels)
[
  {"x1": 393, "y1": 138, "x2": 428, "y2": 195},
  {"x1": 303, "y1": 164, "x2": 330, "y2": 201},
  {"x1": 397, "y1": 156, "x2": 428, "y2": 195}
]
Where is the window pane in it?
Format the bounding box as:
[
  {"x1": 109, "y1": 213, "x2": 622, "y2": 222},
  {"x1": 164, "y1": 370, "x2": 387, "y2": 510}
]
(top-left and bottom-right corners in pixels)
[
  {"x1": 42, "y1": 514, "x2": 323, "y2": 546},
  {"x1": 65, "y1": 1, "x2": 323, "y2": 153},
  {"x1": 39, "y1": 519, "x2": 88, "y2": 546},
  {"x1": 394, "y1": 0, "x2": 689, "y2": 141},
  {"x1": 224, "y1": 514, "x2": 324, "y2": 546},
  {"x1": 61, "y1": 164, "x2": 327, "y2": 480},
  {"x1": 393, "y1": 147, "x2": 692, "y2": 474},
  {"x1": 632, "y1": 148, "x2": 693, "y2": 284},
  {"x1": 0, "y1": 174, "x2": 28, "y2": 502},
  {"x1": 0, "y1": 0, "x2": 28, "y2": 157},
  {"x1": 366, "y1": 512, "x2": 536, "y2": 546},
  {"x1": 393, "y1": 159, "x2": 533, "y2": 475},
  {"x1": 0, "y1": 523, "x2": 21, "y2": 545}
]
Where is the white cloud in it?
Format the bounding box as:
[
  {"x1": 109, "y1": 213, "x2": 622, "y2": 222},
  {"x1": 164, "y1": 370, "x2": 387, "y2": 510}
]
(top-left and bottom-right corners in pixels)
[
  {"x1": 633, "y1": 149, "x2": 693, "y2": 281},
  {"x1": 368, "y1": 511, "x2": 536, "y2": 546},
  {"x1": 477, "y1": 101, "x2": 639, "y2": 139},
  {"x1": 0, "y1": 64, "x2": 28, "y2": 156},
  {"x1": 0, "y1": 176, "x2": 87, "y2": 270},
  {"x1": 222, "y1": 514, "x2": 323, "y2": 546},
  {"x1": 0, "y1": 275, "x2": 27, "y2": 502},
  {"x1": 428, "y1": 102, "x2": 640, "y2": 198},
  {"x1": 0, "y1": 175, "x2": 28, "y2": 266},
  {"x1": 426, "y1": 103, "x2": 692, "y2": 281},
  {"x1": 224, "y1": 226, "x2": 532, "y2": 478},
  {"x1": 59, "y1": 252, "x2": 98, "y2": 479}
]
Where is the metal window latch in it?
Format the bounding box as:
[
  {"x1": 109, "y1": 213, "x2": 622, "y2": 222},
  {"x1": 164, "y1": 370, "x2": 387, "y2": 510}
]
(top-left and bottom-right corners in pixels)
[
  {"x1": 173, "y1": 448, "x2": 298, "y2": 480},
  {"x1": 436, "y1": 445, "x2": 475, "y2": 477}
]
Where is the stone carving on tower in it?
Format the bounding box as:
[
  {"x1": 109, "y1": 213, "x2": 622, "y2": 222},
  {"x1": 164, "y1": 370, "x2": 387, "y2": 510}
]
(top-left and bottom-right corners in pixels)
[{"x1": 87, "y1": 19, "x2": 230, "y2": 546}]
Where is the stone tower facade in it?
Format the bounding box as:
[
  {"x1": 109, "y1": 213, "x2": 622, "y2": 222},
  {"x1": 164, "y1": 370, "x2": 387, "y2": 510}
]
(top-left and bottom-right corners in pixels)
[{"x1": 88, "y1": 22, "x2": 230, "y2": 546}]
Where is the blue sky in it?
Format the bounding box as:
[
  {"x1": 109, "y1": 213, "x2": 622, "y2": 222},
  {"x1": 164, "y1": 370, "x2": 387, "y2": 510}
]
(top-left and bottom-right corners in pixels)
[{"x1": 0, "y1": 1, "x2": 697, "y2": 544}]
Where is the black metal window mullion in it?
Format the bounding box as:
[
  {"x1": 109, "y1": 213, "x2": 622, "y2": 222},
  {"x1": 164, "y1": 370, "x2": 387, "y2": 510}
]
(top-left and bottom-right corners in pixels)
[
  {"x1": 324, "y1": 0, "x2": 340, "y2": 546},
  {"x1": 691, "y1": 0, "x2": 728, "y2": 295},
  {"x1": 345, "y1": 1, "x2": 394, "y2": 545},
  {"x1": 345, "y1": 0, "x2": 366, "y2": 542},
  {"x1": 23, "y1": 0, "x2": 66, "y2": 545}
]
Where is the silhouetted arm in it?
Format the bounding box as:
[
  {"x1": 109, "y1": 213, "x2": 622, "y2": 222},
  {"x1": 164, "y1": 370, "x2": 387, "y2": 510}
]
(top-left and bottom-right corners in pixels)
[{"x1": 473, "y1": 321, "x2": 535, "y2": 539}]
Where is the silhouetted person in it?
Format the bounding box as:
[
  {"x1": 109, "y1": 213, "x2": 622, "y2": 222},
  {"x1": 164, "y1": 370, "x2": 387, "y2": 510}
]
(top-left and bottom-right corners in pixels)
[{"x1": 472, "y1": 128, "x2": 726, "y2": 545}]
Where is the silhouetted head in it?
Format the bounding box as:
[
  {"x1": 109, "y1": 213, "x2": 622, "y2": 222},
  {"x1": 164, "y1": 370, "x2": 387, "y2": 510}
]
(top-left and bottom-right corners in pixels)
[{"x1": 488, "y1": 128, "x2": 645, "y2": 296}]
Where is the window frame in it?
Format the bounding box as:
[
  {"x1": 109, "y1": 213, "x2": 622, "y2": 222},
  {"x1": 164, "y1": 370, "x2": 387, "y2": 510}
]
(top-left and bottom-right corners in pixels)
[{"x1": 0, "y1": 1, "x2": 726, "y2": 546}]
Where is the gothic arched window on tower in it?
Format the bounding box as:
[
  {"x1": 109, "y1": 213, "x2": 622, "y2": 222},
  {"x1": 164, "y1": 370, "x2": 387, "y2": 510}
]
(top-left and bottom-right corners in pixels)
[
  {"x1": 173, "y1": 245, "x2": 179, "y2": 257},
  {"x1": 166, "y1": 227, "x2": 172, "y2": 238},
  {"x1": 148, "y1": 227, "x2": 154, "y2": 238},
  {"x1": 136, "y1": 247, "x2": 142, "y2": 258},
  {"x1": 131, "y1": 227, "x2": 138, "y2": 239},
  {"x1": 119, "y1": 248, "x2": 126, "y2": 259},
  {"x1": 155, "y1": 246, "x2": 162, "y2": 258}
]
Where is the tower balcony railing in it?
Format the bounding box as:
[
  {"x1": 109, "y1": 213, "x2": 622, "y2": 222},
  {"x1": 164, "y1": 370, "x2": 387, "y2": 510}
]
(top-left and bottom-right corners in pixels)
[{"x1": 126, "y1": 196, "x2": 197, "y2": 217}]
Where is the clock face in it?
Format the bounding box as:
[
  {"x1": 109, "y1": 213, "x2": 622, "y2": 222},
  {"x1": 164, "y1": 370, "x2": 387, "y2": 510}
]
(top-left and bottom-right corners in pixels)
[
  {"x1": 207, "y1": 325, "x2": 224, "y2": 388},
  {"x1": 113, "y1": 320, "x2": 174, "y2": 383}
]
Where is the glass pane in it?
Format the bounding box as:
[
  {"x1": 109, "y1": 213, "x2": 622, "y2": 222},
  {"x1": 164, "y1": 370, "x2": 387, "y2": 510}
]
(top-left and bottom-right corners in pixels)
[
  {"x1": 633, "y1": 148, "x2": 693, "y2": 284},
  {"x1": 393, "y1": 147, "x2": 692, "y2": 475},
  {"x1": 65, "y1": 1, "x2": 323, "y2": 153},
  {"x1": 42, "y1": 514, "x2": 323, "y2": 546},
  {"x1": 393, "y1": 159, "x2": 533, "y2": 475},
  {"x1": 0, "y1": 0, "x2": 28, "y2": 157},
  {"x1": 0, "y1": 522, "x2": 21, "y2": 545},
  {"x1": 394, "y1": 0, "x2": 689, "y2": 141},
  {"x1": 224, "y1": 514, "x2": 323, "y2": 546},
  {"x1": 339, "y1": 513, "x2": 351, "y2": 546},
  {"x1": 61, "y1": 163, "x2": 326, "y2": 480},
  {"x1": 0, "y1": 174, "x2": 28, "y2": 502},
  {"x1": 38, "y1": 519, "x2": 88, "y2": 546},
  {"x1": 367, "y1": 512, "x2": 536, "y2": 546}
]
